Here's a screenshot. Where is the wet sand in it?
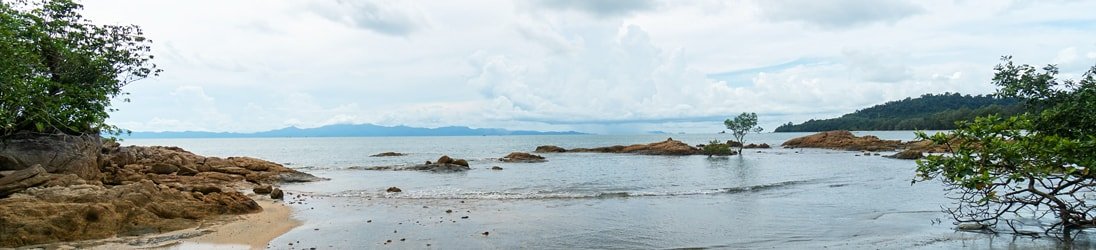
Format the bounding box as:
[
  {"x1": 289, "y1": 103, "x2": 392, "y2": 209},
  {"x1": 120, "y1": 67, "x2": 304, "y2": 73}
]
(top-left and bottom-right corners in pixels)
[{"x1": 60, "y1": 197, "x2": 300, "y2": 250}]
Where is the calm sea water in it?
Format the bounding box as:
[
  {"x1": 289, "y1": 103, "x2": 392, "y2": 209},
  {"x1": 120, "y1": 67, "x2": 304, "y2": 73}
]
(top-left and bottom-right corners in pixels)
[{"x1": 125, "y1": 132, "x2": 1084, "y2": 249}]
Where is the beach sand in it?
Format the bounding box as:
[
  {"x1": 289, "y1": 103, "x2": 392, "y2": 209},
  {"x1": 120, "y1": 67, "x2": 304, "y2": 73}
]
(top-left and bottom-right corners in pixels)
[{"x1": 46, "y1": 197, "x2": 301, "y2": 250}]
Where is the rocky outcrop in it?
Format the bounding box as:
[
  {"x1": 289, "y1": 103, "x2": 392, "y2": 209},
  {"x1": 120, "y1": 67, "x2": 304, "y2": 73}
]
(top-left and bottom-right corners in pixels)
[
  {"x1": 370, "y1": 152, "x2": 405, "y2": 157},
  {"x1": 534, "y1": 146, "x2": 566, "y2": 153},
  {"x1": 541, "y1": 139, "x2": 703, "y2": 155},
  {"x1": 0, "y1": 133, "x2": 102, "y2": 180},
  {"x1": 743, "y1": 143, "x2": 771, "y2": 149},
  {"x1": 0, "y1": 135, "x2": 323, "y2": 247},
  {"x1": 360, "y1": 155, "x2": 472, "y2": 172},
  {"x1": 782, "y1": 131, "x2": 903, "y2": 152},
  {"x1": 886, "y1": 149, "x2": 925, "y2": 160},
  {"x1": 500, "y1": 152, "x2": 546, "y2": 163}
]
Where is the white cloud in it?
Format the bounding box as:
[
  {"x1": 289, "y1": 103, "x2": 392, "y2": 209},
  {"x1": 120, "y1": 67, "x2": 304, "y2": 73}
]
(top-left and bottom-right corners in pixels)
[
  {"x1": 531, "y1": 0, "x2": 658, "y2": 17},
  {"x1": 308, "y1": 0, "x2": 429, "y2": 36},
  {"x1": 756, "y1": 0, "x2": 924, "y2": 29}
]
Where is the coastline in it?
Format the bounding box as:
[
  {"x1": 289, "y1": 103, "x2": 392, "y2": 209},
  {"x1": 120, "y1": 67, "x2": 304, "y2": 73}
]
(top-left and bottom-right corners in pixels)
[{"x1": 59, "y1": 197, "x2": 301, "y2": 250}]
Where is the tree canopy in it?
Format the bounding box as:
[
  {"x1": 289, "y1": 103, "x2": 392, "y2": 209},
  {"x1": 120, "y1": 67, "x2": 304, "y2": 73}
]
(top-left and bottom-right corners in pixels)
[
  {"x1": 0, "y1": 0, "x2": 159, "y2": 137},
  {"x1": 774, "y1": 93, "x2": 1023, "y2": 132},
  {"x1": 724, "y1": 112, "x2": 762, "y2": 154},
  {"x1": 915, "y1": 56, "x2": 1096, "y2": 238}
]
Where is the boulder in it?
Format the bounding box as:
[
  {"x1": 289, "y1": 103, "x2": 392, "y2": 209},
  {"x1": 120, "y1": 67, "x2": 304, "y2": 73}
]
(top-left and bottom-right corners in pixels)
[
  {"x1": 436, "y1": 155, "x2": 454, "y2": 165},
  {"x1": 782, "y1": 131, "x2": 903, "y2": 152},
  {"x1": 370, "y1": 152, "x2": 405, "y2": 157},
  {"x1": 386, "y1": 187, "x2": 402, "y2": 193},
  {"x1": 270, "y1": 188, "x2": 284, "y2": 200},
  {"x1": 149, "y1": 163, "x2": 179, "y2": 175},
  {"x1": 0, "y1": 133, "x2": 101, "y2": 180},
  {"x1": 491, "y1": 166, "x2": 504, "y2": 170},
  {"x1": 452, "y1": 159, "x2": 469, "y2": 167},
  {"x1": 253, "y1": 185, "x2": 273, "y2": 194},
  {"x1": 534, "y1": 145, "x2": 566, "y2": 153},
  {"x1": 887, "y1": 149, "x2": 925, "y2": 160},
  {"x1": 500, "y1": 152, "x2": 547, "y2": 163},
  {"x1": 726, "y1": 140, "x2": 744, "y2": 147},
  {"x1": 743, "y1": 143, "x2": 771, "y2": 149}
]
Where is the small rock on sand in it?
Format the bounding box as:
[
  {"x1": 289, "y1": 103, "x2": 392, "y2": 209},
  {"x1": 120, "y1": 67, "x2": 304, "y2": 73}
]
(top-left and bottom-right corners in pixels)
[{"x1": 386, "y1": 187, "x2": 402, "y2": 192}]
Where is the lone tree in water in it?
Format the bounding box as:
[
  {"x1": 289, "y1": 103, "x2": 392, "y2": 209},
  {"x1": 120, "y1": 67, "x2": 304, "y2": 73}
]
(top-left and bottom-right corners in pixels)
[
  {"x1": 0, "y1": 0, "x2": 160, "y2": 137},
  {"x1": 724, "y1": 112, "x2": 763, "y2": 154},
  {"x1": 915, "y1": 56, "x2": 1096, "y2": 239}
]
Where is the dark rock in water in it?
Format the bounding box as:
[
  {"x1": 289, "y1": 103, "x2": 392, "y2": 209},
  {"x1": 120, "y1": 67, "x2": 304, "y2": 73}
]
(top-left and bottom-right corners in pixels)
[
  {"x1": 482, "y1": 231, "x2": 489, "y2": 236},
  {"x1": 446, "y1": 209, "x2": 453, "y2": 213},
  {"x1": 370, "y1": 152, "x2": 405, "y2": 157},
  {"x1": 534, "y1": 145, "x2": 566, "y2": 153},
  {"x1": 386, "y1": 187, "x2": 402, "y2": 193},
  {"x1": 539, "y1": 139, "x2": 703, "y2": 155},
  {"x1": 743, "y1": 143, "x2": 771, "y2": 149},
  {"x1": 886, "y1": 149, "x2": 925, "y2": 160},
  {"x1": 726, "y1": 140, "x2": 744, "y2": 147},
  {"x1": 149, "y1": 163, "x2": 180, "y2": 175},
  {"x1": 491, "y1": 166, "x2": 504, "y2": 170},
  {"x1": 0, "y1": 133, "x2": 102, "y2": 180},
  {"x1": 254, "y1": 185, "x2": 273, "y2": 194},
  {"x1": 270, "y1": 188, "x2": 285, "y2": 199},
  {"x1": 452, "y1": 159, "x2": 469, "y2": 167},
  {"x1": 500, "y1": 152, "x2": 546, "y2": 163},
  {"x1": 437, "y1": 155, "x2": 454, "y2": 165}
]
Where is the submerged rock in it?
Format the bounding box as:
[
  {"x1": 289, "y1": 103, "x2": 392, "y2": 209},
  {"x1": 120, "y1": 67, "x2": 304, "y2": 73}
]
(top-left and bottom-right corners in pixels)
[
  {"x1": 500, "y1": 152, "x2": 547, "y2": 163},
  {"x1": 491, "y1": 166, "x2": 504, "y2": 170},
  {"x1": 743, "y1": 143, "x2": 771, "y2": 149},
  {"x1": 370, "y1": 152, "x2": 405, "y2": 157},
  {"x1": 782, "y1": 130, "x2": 903, "y2": 152}
]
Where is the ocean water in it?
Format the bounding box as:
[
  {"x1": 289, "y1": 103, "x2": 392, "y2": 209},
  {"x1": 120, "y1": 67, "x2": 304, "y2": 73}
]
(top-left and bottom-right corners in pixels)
[{"x1": 125, "y1": 132, "x2": 1085, "y2": 249}]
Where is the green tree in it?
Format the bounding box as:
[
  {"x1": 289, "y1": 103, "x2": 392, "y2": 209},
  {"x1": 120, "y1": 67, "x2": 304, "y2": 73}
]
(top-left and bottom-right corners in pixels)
[
  {"x1": 701, "y1": 139, "x2": 733, "y2": 157},
  {"x1": 915, "y1": 56, "x2": 1096, "y2": 238},
  {"x1": 724, "y1": 112, "x2": 763, "y2": 154},
  {"x1": 0, "y1": 0, "x2": 160, "y2": 137}
]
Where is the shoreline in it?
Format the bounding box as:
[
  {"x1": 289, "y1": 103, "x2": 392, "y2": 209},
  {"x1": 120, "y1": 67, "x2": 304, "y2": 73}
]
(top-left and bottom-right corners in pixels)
[{"x1": 49, "y1": 197, "x2": 301, "y2": 250}]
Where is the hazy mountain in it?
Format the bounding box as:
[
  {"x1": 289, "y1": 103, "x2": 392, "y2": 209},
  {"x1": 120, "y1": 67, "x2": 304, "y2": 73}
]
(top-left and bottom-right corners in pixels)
[{"x1": 125, "y1": 124, "x2": 586, "y2": 138}]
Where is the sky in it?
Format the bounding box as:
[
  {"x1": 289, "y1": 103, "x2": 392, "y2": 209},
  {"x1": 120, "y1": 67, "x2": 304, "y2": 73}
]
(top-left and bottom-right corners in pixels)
[{"x1": 80, "y1": 0, "x2": 1096, "y2": 134}]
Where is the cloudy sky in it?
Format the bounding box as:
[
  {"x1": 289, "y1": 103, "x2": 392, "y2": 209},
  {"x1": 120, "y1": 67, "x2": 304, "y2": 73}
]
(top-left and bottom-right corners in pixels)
[{"x1": 81, "y1": 0, "x2": 1096, "y2": 134}]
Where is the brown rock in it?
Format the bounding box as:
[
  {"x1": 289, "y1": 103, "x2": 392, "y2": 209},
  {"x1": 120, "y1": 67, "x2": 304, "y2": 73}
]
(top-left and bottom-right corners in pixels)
[
  {"x1": 452, "y1": 159, "x2": 469, "y2": 167},
  {"x1": 887, "y1": 149, "x2": 925, "y2": 160},
  {"x1": 0, "y1": 133, "x2": 101, "y2": 180},
  {"x1": 534, "y1": 145, "x2": 566, "y2": 153},
  {"x1": 500, "y1": 152, "x2": 546, "y2": 163},
  {"x1": 782, "y1": 130, "x2": 903, "y2": 152},
  {"x1": 436, "y1": 155, "x2": 454, "y2": 165},
  {"x1": 743, "y1": 143, "x2": 771, "y2": 149},
  {"x1": 491, "y1": 166, "x2": 504, "y2": 170},
  {"x1": 254, "y1": 185, "x2": 273, "y2": 194},
  {"x1": 541, "y1": 139, "x2": 703, "y2": 155},
  {"x1": 270, "y1": 188, "x2": 284, "y2": 200},
  {"x1": 149, "y1": 163, "x2": 179, "y2": 175},
  {"x1": 386, "y1": 187, "x2": 402, "y2": 193}
]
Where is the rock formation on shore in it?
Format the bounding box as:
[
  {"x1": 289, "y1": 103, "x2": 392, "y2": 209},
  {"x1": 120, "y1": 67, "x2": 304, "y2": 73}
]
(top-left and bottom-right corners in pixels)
[
  {"x1": 781, "y1": 131, "x2": 903, "y2": 152},
  {"x1": 535, "y1": 138, "x2": 703, "y2": 155},
  {"x1": 359, "y1": 155, "x2": 472, "y2": 172},
  {"x1": 0, "y1": 134, "x2": 323, "y2": 247},
  {"x1": 499, "y1": 152, "x2": 546, "y2": 163}
]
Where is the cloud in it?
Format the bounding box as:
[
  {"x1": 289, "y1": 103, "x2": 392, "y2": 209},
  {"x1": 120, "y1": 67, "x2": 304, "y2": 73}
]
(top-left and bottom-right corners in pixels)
[
  {"x1": 532, "y1": 0, "x2": 657, "y2": 17},
  {"x1": 756, "y1": 0, "x2": 924, "y2": 29},
  {"x1": 309, "y1": 0, "x2": 428, "y2": 36},
  {"x1": 842, "y1": 48, "x2": 913, "y2": 83}
]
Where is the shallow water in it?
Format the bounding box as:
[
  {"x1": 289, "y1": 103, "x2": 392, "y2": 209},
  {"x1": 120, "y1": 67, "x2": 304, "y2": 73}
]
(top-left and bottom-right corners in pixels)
[{"x1": 125, "y1": 132, "x2": 1091, "y2": 249}]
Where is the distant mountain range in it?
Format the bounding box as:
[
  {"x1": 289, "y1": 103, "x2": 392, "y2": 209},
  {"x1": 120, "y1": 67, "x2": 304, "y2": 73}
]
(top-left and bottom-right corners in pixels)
[{"x1": 125, "y1": 124, "x2": 586, "y2": 138}]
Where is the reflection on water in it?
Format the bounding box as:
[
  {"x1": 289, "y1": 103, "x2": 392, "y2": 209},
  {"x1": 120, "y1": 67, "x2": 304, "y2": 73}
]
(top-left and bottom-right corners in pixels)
[{"x1": 125, "y1": 131, "x2": 1087, "y2": 249}]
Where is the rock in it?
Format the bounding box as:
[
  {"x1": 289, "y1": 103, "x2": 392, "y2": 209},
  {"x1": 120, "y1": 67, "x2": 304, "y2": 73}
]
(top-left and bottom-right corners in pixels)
[
  {"x1": 452, "y1": 159, "x2": 469, "y2": 167},
  {"x1": 491, "y1": 166, "x2": 504, "y2": 170},
  {"x1": 437, "y1": 156, "x2": 454, "y2": 165},
  {"x1": 370, "y1": 152, "x2": 405, "y2": 157},
  {"x1": 957, "y1": 223, "x2": 987, "y2": 231},
  {"x1": 0, "y1": 165, "x2": 49, "y2": 198},
  {"x1": 552, "y1": 139, "x2": 703, "y2": 155},
  {"x1": 500, "y1": 152, "x2": 546, "y2": 163},
  {"x1": 887, "y1": 149, "x2": 925, "y2": 160},
  {"x1": 386, "y1": 187, "x2": 402, "y2": 193},
  {"x1": 782, "y1": 130, "x2": 903, "y2": 152},
  {"x1": 270, "y1": 188, "x2": 284, "y2": 199},
  {"x1": 534, "y1": 145, "x2": 566, "y2": 153},
  {"x1": 725, "y1": 140, "x2": 743, "y2": 147},
  {"x1": 149, "y1": 163, "x2": 180, "y2": 175},
  {"x1": 743, "y1": 143, "x2": 771, "y2": 149},
  {"x1": 253, "y1": 185, "x2": 273, "y2": 194},
  {"x1": 0, "y1": 133, "x2": 102, "y2": 180}
]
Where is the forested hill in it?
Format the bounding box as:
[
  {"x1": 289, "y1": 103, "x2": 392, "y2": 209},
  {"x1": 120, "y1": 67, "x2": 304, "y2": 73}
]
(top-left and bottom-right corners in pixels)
[{"x1": 774, "y1": 93, "x2": 1025, "y2": 132}]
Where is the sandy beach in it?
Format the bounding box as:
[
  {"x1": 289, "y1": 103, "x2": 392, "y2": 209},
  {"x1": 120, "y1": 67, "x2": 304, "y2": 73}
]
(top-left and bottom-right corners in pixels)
[{"x1": 44, "y1": 197, "x2": 301, "y2": 250}]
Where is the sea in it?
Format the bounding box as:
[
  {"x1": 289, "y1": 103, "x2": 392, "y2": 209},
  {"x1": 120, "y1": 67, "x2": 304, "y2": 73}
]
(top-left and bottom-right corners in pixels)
[{"x1": 123, "y1": 132, "x2": 1092, "y2": 249}]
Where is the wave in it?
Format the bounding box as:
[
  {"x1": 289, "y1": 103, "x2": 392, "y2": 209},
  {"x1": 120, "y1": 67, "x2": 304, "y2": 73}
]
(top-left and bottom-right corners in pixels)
[{"x1": 322, "y1": 180, "x2": 815, "y2": 200}]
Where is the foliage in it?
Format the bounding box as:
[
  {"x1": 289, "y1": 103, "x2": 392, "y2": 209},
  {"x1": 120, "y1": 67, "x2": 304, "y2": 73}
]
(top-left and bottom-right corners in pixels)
[
  {"x1": 774, "y1": 93, "x2": 1023, "y2": 132},
  {"x1": 914, "y1": 56, "x2": 1096, "y2": 238},
  {"x1": 724, "y1": 112, "x2": 762, "y2": 154},
  {"x1": 701, "y1": 140, "x2": 733, "y2": 157},
  {"x1": 0, "y1": 0, "x2": 159, "y2": 137}
]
